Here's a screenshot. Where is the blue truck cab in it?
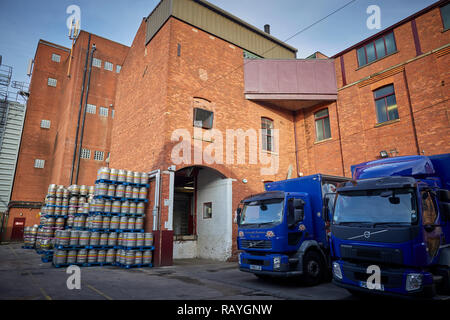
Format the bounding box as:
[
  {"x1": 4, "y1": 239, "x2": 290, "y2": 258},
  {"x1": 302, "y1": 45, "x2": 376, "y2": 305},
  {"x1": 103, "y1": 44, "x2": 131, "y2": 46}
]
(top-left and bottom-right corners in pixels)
[
  {"x1": 331, "y1": 154, "x2": 450, "y2": 298},
  {"x1": 237, "y1": 174, "x2": 349, "y2": 285}
]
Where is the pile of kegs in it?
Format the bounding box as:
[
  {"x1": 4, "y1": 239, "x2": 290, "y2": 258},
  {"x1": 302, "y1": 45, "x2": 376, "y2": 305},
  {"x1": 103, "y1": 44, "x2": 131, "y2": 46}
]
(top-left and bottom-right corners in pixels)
[
  {"x1": 97, "y1": 167, "x2": 149, "y2": 185},
  {"x1": 23, "y1": 225, "x2": 39, "y2": 247}
]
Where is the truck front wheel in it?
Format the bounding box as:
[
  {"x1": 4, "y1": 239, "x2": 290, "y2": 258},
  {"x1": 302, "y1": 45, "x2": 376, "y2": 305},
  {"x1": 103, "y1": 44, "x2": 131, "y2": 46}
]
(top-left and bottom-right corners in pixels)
[{"x1": 302, "y1": 251, "x2": 324, "y2": 286}]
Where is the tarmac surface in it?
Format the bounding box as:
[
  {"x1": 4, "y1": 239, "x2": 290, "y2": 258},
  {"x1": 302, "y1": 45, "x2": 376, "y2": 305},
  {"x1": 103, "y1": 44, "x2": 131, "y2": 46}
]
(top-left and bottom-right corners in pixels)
[{"x1": 0, "y1": 243, "x2": 355, "y2": 300}]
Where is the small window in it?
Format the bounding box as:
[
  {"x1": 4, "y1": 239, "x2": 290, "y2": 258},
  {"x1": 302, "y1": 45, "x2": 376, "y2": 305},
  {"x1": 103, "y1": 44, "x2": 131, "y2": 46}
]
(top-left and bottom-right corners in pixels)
[
  {"x1": 441, "y1": 3, "x2": 450, "y2": 30},
  {"x1": 34, "y1": 159, "x2": 45, "y2": 169},
  {"x1": 99, "y1": 107, "x2": 109, "y2": 117},
  {"x1": 374, "y1": 84, "x2": 399, "y2": 123},
  {"x1": 51, "y1": 54, "x2": 61, "y2": 63},
  {"x1": 80, "y1": 148, "x2": 91, "y2": 159},
  {"x1": 111, "y1": 109, "x2": 115, "y2": 119},
  {"x1": 116, "y1": 65, "x2": 122, "y2": 73},
  {"x1": 193, "y1": 108, "x2": 214, "y2": 129},
  {"x1": 315, "y1": 109, "x2": 331, "y2": 141},
  {"x1": 104, "y1": 61, "x2": 113, "y2": 71},
  {"x1": 203, "y1": 202, "x2": 212, "y2": 219},
  {"x1": 357, "y1": 32, "x2": 397, "y2": 67},
  {"x1": 94, "y1": 151, "x2": 105, "y2": 161},
  {"x1": 40, "y1": 120, "x2": 51, "y2": 129},
  {"x1": 261, "y1": 118, "x2": 274, "y2": 152},
  {"x1": 86, "y1": 104, "x2": 96, "y2": 114},
  {"x1": 92, "y1": 58, "x2": 102, "y2": 68},
  {"x1": 47, "y1": 78, "x2": 57, "y2": 87}
]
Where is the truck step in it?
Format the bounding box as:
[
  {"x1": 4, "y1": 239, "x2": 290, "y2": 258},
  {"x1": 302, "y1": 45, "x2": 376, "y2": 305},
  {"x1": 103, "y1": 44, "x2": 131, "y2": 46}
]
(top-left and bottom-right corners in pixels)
[
  {"x1": 288, "y1": 258, "x2": 299, "y2": 264},
  {"x1": 433, "y1": 275, "x2": 444, "y2": 284}
]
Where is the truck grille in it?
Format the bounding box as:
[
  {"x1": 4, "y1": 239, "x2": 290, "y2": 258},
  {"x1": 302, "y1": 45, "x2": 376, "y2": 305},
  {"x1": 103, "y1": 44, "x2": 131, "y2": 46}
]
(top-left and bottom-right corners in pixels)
[{"x1": 240, "y1": 240, "x2": 272, "y2": 249}]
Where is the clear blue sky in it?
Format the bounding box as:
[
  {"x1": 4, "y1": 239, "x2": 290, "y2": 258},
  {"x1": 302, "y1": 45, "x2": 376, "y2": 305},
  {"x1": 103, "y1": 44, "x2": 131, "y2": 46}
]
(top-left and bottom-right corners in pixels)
[{"x1": 0, "y1": 0, "x2": 437, "y2": 88}]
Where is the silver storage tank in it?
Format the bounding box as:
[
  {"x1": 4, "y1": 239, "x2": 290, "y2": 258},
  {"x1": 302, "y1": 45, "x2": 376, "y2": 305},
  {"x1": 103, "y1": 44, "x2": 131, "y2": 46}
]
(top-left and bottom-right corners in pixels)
[
  {"x1": 139, "y1": 187, "x2": 147, "y2": 199},
  {"x1": 121, "y1": 201, "x2": 130, "y2": 214},
  {"x1": 80, "y1": 185, "x2": 88, "y2": 196},
  {"x1": 53, "y1": 250, "x2": 67, "y2": 265},
  {"x1": 125, "y1": 186, "x2": 132, "y2": 199},
  {"x1": 115, "y1": 185, "x2": 125, "y2": 198},
  {"x1": 104, "y1": 200, "x2": 112, "y2": 213},
  {"x1": 90, "y1": 232, "x2": 100, "y2": 246},
  {"x1": 107, "y1": 184, "x2": 115, "y2": 197},
  {"x1": 132, "y1": 187, "x2": 139, "y2": 199},
  {"x1": 140, "y1": 172, "x2": 148, "y2": 185},
  {"x1": 87, "y1": 250, "x2": 97, "y2": 264},
  {"x1": 77, "y1": 249, "x2": 88, "y2": 264},
  {"x1": 133, "y1": 171, "x2": 141, "y2": 184},
  {"x1": 106, "y1": 249, "x2": 116, "y2": 263},
  {"x1": 136, "y1": 233, "x2": 144, "y2": 247},
  {"x1": 99, "y1": 233, "x2": 109, "y2": 246},
  {"x1": 69, "y1": 230, "x2": 79, "y2": 246},
  {"x1": 97, "y1": 250, "x2": 106, "y2": 263},
  {"x1": 127, "y1": 217, "x2": 135, "y2": 230},
  {"x1": 67, "y1": 250, "x2": 77, "y2": 264},
  {"x1": 109, "y1": 168, "x2": 118, "y2": 182},
  {"x1": 111, "y1": 201, "x2": 121, "y2": 213},
  {"x1": 110, "y1": 216, "x2": 120, "y2": 230},
  {"x1": 119, "y1": 217, "x2": 128, "y2": 230},
  {"x1": 137, "y1": 202, "x2": 145, "y2": 215},
  {"x1": 117, "y1": 169, "x2": 126, "y2": 182},
  {"x1": 102, "y1": 216, "x2": 111, "y2": 230},
  {"x1": 126, "y1": 170, "x2": 134, "y2": 183},
  {"x1": 79, "y1": 231, "x2": 90, "y2": 246},
  {"x1": 134, "y1": 251, "x2": 143, "y2": 265},
  {"x1": 129, "y1": 202, "x2": 136, "y2": 214},
  {"x1": 135, "y1": 217, "x2": 144, "y2": 230},
  {"x1": 108, "y1": 232, "x2": 118, "y2": 246},
  {"x1": 144, "y1": 233, "x2": 154, "y2": 246},
  {"x1": 125, "y1": 251, "x2": 135, "y2": 266},
  {"x1": 143, "y1": 250, "x2": 153, "y2": 264}
]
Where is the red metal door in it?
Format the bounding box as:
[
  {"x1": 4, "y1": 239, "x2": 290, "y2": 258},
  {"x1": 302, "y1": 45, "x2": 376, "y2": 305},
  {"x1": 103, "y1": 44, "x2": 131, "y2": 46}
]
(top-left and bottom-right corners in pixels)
[{"x1": 11, "y1": 218, "x2": 26, "y2": 241}]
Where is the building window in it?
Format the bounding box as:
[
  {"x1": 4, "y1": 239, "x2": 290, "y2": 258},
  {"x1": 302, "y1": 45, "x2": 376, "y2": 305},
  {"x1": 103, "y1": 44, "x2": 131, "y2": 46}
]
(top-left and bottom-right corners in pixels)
[
  {"x1": 40, "y1": 120, "x2": 51, "y2": 129},
  {"x1": 34, "y1": 159, "x2": 45, "y2": 169},
  {"x1": 111, "y1": 109, "x2": 115, "y2": 119},
  {"x1": 104, "y1": 61, "x2": 113, "y2": 71},
  {"x1": 51, "y1": 54, "x2": 61, "y2": 63},
  {"x1": 356, "y1": 32, "x2": 397, "y2": 67},
  {"x1": 315, "y1": 109, "x2": 331, "y2": 141},
  {"x1": 86, "y1": 104, "x2": 96, "y2": 114},
  {"x1": 374, "y1": 84, "x2": 399, "y2": 124},
  {"x1": 203, "y1": 202, "x2": 212, "y2": 219},
  {"x1": 92, "y1": 58, "x2": 102, "y2": 68},
  {"x1": 116, "y1": 65, "x2": 122, "y2": 73},
  {"x1": 261, "y1": 117, "x2": 274, "y2": 152},
  {"x1": 94, "y1": 151, "x2": 105, "y2": 161},
  {"x1": 193, "y1": 108, "x2": 214, "y2": 129},
  {"x1": 47, "y1": 78, "x2": 57, "y2": 87},
  {"x1": 441, "y1": 3, "x2": 450, "y2": 30},
  {"x1": 80, "y1": 148, "x2": 91, "y2": 159},
  {"x1": 99, "y1": 107, "x2": 109, "y2": 117}
]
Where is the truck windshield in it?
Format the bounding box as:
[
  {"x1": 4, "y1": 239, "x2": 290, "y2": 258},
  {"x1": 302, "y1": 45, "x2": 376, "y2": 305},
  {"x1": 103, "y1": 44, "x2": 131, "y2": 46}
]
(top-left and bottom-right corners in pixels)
[
  {"x1": 240, "y1": 199, "x2": 284, "y2": 226},
  {"x1": 333, "y1": 188, "x2": 417, "y2": 225}
]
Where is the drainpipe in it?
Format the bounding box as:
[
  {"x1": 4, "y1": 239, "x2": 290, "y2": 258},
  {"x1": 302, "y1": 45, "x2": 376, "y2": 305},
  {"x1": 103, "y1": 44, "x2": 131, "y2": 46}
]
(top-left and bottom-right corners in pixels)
[
  {"x1": 164, "y1": 167, "x2": 175, "y2": 231},
  {"x1": 75, "y1": 43, "x2": 96, "y2": 184},
  {"x1": 403, "y1": 69, "x2": 421, "y2": 155},
  {"x1": 70, "y1": 34, "x2": 91, "y2": 185},
  {"x1": 148, "y1": 170, "x2": 161, "y2": 231},
  {"x1": 293, "y1": 111, "x2": 300, "y2": 177}
]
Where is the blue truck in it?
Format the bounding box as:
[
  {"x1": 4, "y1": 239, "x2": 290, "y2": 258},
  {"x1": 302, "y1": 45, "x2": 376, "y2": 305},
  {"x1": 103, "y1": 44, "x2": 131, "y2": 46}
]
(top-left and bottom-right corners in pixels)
[
  {"x1": 236, "y1": 174, "x2": 349, "y2": 285},
  {"x1": 331, "y1": 154, "x2": 450, "y2": 298}
]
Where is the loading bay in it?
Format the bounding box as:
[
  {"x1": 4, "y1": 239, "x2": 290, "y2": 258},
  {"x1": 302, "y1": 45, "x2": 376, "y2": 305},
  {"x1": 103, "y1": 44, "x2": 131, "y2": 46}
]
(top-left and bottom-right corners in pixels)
[{"x1": 0, "y1": 243, "x2": 354, "y2": 300}]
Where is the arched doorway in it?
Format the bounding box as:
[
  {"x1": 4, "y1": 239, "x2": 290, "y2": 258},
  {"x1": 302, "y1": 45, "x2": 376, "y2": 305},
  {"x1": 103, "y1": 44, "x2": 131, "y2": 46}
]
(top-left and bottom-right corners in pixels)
[{"x1": 172, "y1": 166, "x2": 233, "y2": 261}]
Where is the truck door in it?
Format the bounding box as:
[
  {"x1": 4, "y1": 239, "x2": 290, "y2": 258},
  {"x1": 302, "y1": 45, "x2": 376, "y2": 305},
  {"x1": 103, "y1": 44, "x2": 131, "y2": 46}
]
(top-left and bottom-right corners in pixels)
[
  {"x1": 287, "y1": 197, "x2": 306, "y2": 248},
  {"x1": 421, "y1": 190, "x2": 442, "y2": 262}
]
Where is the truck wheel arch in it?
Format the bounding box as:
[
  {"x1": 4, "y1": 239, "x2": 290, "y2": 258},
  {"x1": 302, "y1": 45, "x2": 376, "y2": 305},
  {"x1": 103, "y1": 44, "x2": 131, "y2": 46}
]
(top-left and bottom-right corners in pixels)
[{"x1": 295, "y1": 240, "x2": 328, "y2": 272}]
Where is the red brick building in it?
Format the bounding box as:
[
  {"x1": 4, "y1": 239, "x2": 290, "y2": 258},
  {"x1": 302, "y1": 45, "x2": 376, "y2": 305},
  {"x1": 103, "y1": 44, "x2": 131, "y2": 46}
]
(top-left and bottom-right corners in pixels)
[
  {"x1": 4, "y1": 33, "x2": 128, "y2": 241},
  {"x1": 3, "y1": 0, "x2": 449, "y2": 266}
]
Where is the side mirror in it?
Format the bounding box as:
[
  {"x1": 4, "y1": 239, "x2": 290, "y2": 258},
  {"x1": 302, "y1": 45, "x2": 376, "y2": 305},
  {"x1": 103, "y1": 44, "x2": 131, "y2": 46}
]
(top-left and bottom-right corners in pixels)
[
  {"x1": 236, "y1": 207, "x2": 242, "y2": 225},
  {"x1": 439, "y1": 202, "x2": 450, "y2": 221}
]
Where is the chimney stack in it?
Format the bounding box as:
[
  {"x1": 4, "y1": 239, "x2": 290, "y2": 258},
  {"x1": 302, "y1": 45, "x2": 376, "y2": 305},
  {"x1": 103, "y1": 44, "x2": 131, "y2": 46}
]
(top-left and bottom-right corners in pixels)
[{"x1": 264, "y1": 24, "x2": 271, "y2": 34}]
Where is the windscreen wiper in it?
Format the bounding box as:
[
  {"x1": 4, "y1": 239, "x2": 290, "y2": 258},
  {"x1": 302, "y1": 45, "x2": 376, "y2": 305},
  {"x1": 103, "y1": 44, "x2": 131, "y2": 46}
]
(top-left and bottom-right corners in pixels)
[
  {"x1": 337, "y1": 222, "x2": 373, "y2": 226},
  {"x1": 371, "y1": 222, "x2": 410, "y2": 228}
]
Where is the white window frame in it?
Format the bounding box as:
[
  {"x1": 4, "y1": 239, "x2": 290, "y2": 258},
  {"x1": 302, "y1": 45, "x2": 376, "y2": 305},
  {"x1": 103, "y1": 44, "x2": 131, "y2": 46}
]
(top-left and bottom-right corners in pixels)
[
  {"x1": 104, "y1": 61, "x2": 113, "y2": 71},
  {"x1": 47, "y1": 78, "x2": 57, "y2": 87},
  {"x1": 92, "y1": 58, "x2": 102, "y2": 68},
  {"x1": 51, "y1": 54, "x2": 61, "y2": 63},
  {"x1": 34, "y1": 159, "x2": 45, "y2": 169},
  {"x1": 116, "y1": 65, "x2": 122, "y2": 73},
  {"x1": 94, "y1": 151, "x2": 105, "y2": 161},
  {"x1": 40, "y1": 120, "x2": 51, "y2": 129},
  {"x1": 111, "y1": 109, "x2": 115, "y2": 119},
  {"x1": 86, "y1": 104, "x2": 96, "y2": 114},
  {"x1": 99, "y1": 107, "x2": 109, "y2": 117},
  {"x1": 80, "y1": 148, "x2": 91, "y2": 159}
]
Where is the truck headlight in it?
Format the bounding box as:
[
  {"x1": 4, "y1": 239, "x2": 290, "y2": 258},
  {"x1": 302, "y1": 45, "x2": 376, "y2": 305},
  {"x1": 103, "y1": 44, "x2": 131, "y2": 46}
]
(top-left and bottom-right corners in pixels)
[
  {"x1": 406, "y1": 273, "x2": 422, "y2": 292},
  {"x1": 332, "y1": 262, "x2": 343, "y2": 280},
  {"x1": 273, "y1": 256, "x2": 281, "y2": 270}
]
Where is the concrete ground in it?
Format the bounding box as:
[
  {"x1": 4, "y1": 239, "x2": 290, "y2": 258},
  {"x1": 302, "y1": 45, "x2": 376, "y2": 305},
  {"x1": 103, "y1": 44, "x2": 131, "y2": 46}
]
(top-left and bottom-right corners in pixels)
[{"x1": 0, "y1": 243, "x2": 354, "y2": 300}]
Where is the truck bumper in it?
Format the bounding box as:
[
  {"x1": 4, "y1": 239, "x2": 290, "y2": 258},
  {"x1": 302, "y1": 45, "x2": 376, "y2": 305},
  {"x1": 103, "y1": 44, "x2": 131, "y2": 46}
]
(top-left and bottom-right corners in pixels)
[
  {"x1": 332, "y1": 260, "x2": 435, "y2": 298},
  {"x1": 239, "y1": 267, "x2": 303, "y2": 278},
  {"x1": 238, "y1": 252, "x2": 301, "y2": 277}
]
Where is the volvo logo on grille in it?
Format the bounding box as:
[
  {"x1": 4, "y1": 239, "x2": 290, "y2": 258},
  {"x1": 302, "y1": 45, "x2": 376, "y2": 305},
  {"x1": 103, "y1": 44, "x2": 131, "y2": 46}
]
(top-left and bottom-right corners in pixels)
[
  {"x1": 364, "y1": 231, "x2": 371, "y2": 239},
  {"x1": 348, "y1": 229, "x2": 388, "y2": 240}
]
